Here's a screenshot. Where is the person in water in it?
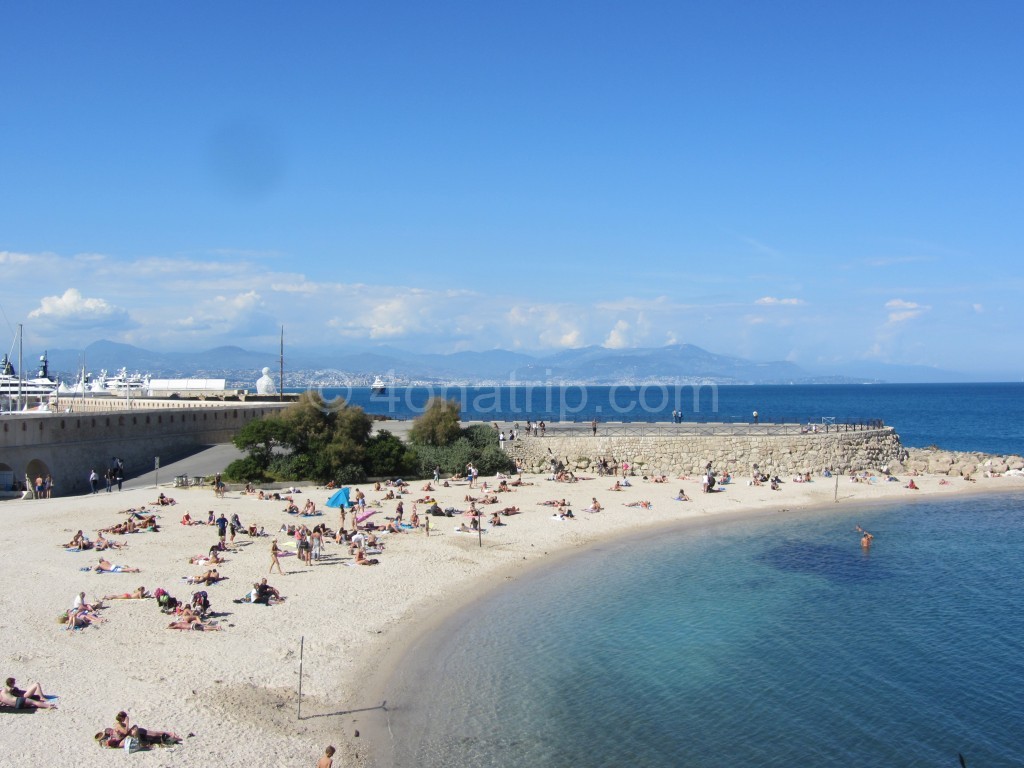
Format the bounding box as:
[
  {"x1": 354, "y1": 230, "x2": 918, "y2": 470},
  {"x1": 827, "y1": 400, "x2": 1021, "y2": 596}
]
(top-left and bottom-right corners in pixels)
[{"x1": 855, "y1": 525, "x2": 874, "y2": 549}]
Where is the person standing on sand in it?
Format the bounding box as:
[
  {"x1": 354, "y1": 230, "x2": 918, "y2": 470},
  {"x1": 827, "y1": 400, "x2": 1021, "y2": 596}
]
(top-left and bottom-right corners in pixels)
[
  {"x1": 269, "y1": 539, "x2": 284, "y2": 574},
  {"x1": 89, "y1": 469, "x2": 99, "y2": 494},
  {"x1": 317, "y1": 745, "x2": 336, "y2": 768}
]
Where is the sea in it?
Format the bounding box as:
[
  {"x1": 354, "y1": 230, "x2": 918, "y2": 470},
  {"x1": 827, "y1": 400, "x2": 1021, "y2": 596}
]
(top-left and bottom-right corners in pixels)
[
  {"x1": 375, "y1": 492, "x2": 1024, "y2": 767},
  {"x1": 315, "y1": 382, "x2": 1024, "y2": 455},
  {"x1": 328, "y1": 382, "x2": 1024, "y2": 767}
]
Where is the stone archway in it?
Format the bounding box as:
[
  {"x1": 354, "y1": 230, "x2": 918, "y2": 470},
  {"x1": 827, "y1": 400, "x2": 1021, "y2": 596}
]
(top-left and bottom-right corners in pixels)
[{"x1": 25, "y1": 458, "x2": 52, "y2": 498}]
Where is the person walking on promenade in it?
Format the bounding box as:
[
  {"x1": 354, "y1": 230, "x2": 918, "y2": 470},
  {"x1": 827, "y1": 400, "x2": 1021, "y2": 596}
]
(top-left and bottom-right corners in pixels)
[{"x1": 89, "y1": 469, "x2": 99, "y2": 494}]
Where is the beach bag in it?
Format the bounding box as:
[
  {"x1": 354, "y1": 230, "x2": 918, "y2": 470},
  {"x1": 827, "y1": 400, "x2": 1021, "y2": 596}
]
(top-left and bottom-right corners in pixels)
[{"x1": 123, "y1": 736, "x2": 140, "y2": 753}]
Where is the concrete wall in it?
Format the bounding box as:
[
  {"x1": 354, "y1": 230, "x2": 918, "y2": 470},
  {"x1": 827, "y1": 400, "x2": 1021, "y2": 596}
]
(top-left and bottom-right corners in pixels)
[
  {"x1": 505, "y1": 426, "x2": 908, "y2": 477},
  {"x1": 0, "y1": 405, "x2": 286, "y2": 496}
]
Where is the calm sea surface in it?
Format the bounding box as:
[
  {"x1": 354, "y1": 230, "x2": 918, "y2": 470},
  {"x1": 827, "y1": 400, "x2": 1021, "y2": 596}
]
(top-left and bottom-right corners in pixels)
[
  {"x1": 314, "y1": 383, "x2": 1024, "y2": 455},
  {"x1": 375, "y1": 493, "x2": 1024, "y2": 768}
]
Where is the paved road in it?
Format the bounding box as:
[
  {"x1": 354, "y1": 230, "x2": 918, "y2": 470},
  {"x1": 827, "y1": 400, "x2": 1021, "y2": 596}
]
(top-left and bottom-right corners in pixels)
[{"x1": 122, "y1": 444, "x2": 246, "y2": 490}]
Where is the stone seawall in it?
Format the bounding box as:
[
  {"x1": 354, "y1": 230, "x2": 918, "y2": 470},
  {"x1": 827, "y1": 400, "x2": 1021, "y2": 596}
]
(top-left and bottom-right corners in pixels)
[
  {"x1": 505, "y1": 427, "x2": 908, "y2": 477},
  {"x1": 0, "y1": 405, "x2": 287, "y2": 497}
]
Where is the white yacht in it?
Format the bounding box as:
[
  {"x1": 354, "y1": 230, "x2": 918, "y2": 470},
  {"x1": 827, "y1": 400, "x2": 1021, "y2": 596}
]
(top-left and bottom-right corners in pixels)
[{"x1": 0, "y1": 352, "x2": 58, "y2": 409}]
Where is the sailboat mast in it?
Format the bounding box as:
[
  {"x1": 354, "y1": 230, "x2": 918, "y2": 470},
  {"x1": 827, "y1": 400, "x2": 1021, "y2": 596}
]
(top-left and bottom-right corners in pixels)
[
  {"x1": 279, "y1": 325, "x2": 284, "y2": 402},
  {"x1": 17, "y1": 323, "x2": 23, "y2": 411}
]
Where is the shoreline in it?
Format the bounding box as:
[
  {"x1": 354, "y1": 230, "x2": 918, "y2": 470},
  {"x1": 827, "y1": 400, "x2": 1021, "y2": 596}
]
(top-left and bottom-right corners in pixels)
[
  {"x1": 350, "y1": 476, "x2": 1024, "y2": 767},
  {"x1": 1, "y1": 468, "x2": 1021, "y2": 766}
]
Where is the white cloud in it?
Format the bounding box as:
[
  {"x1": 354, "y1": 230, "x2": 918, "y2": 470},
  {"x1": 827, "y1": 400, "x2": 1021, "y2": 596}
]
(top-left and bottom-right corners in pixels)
[
  {"x1": 972, "y1": 303, "x2": 984, "y2": 314},
  {"x1": 884, "y1": 298, "x2": 929, "y2": 323},
  {"x1": 0, "y1": 251, "x2": 34, "y2": 266},
  {"x1": 604, "y1": 320, "x2": 631, "y2": 349},
  {"x1": 755, "y1": 296, "x2": 804, "y2": 306},
  {"x1": 28, "y1": 289, "x2": 131, "y2": 330}
]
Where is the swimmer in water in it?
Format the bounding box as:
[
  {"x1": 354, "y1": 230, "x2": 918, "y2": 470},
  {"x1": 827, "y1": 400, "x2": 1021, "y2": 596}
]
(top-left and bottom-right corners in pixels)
[{"x1": 855, "y1": 524, "x2": 874, "y2": 549}]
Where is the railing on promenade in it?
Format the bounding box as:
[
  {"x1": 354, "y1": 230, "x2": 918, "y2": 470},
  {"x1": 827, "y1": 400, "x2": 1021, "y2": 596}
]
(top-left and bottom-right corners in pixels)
[{"x1": 517, "y1": 420, "x2": 887, "y2": 438}]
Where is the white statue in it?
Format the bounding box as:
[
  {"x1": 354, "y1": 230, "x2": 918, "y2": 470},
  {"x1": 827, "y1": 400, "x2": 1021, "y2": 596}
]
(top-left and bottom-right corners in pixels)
[{"x1": 256, "y1": 367, "x2": 277, "y2": 395}]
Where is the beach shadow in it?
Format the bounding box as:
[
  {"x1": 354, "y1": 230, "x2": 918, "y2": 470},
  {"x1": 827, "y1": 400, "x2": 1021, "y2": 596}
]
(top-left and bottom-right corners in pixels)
[{"x1": 299, "y1": 700, "x2": 388, "y2": 721}]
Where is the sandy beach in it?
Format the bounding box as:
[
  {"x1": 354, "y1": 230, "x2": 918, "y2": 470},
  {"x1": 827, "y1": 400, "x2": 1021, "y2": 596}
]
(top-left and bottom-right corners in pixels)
[{"x1": 2, "y1": 462, "x2": 1021, "y2": 767}]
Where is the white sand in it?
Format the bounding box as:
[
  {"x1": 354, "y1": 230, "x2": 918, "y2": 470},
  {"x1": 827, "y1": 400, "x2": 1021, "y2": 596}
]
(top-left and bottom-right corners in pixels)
[{"x1": 2, "y1": 469, "x2": 1021, "y2": 766}]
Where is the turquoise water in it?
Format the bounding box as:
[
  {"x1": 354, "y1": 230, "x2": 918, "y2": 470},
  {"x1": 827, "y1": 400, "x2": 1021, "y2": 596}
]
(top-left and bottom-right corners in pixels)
[{"x1": 377, "y1": 493, "x2": 1024, "y2": 767}]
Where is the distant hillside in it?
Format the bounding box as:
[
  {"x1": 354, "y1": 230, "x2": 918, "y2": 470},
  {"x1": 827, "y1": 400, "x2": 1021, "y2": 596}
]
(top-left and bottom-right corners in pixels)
[{"x1": 37, "y1": 339, "x2": 893, "y2": 385}]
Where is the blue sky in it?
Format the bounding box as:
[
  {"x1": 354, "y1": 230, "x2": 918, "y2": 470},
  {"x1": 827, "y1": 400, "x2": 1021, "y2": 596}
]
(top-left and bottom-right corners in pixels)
[{"x1": 1, "y1": 1, "x2": 1021, "y2": 378}]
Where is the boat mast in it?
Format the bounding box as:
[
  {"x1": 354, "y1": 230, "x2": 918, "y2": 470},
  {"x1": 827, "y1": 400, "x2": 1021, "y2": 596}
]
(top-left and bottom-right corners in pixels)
[
  {"x1": 17, "y1": 323, "x2": 22, "y2": 411},
  {"x1": 279, "y1": 325, "x2": 284, "y2": 402}
]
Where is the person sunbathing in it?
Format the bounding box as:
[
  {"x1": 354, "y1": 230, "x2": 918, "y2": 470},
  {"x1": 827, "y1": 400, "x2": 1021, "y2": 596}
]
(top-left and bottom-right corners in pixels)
[
  {"x1": 153, "y1": 493, "x2": 176, "y2": 506},
  {"x1": 94, "y1": 534, "x2": 127, "y2": 550},
  {"x1": 499, "y1": 506, "x2": 521, "y2": 515},
  {"x1": 61, "y1": 607, "x2": 105, "y2": 629},
  {"x1": 541, "y1": 499, "x2": 569, "y2": 507},
  {"x1": 111, "y1": 712, "x2": 183, "y2": 747},
  {"x1": 95, "y1": 558, "x2": 141, "y2": 573},
  {"x1": 421, "y1": 482, "x2": 434, "y2": 492},
  {"x1": 675, "y1": 489, "x2": 690, "y2": 501},
  {"x1": 588, "y1": 497, "x2": 603, "y2": 512},
  {"x1": 382, "y1": 520, "x2": 404, "y2": 534},
  {"x1": 98, "y1": 520, "x2": 131, "y2": 535},
  {"x1": 906, "y1": 479, "x2": 919, "y2": 489},
  {"x1": 187, "y1": 568, "x2": 221, "y2": 586},
  {"x1": 624, "y1": 500, "x2": 653, "y2": 509},
  {"x1": 168, "y1": 618, "x2": 221, "y2": 631},
  {"x1": 609, "y1": 481, "x2": 622, "y2": 491},
  {"x1": 252, "y1": 578, "x2": 284, "y2": 605},
  {"x1": 490, "y1": 512, "x2": 505, "y2": 526},
  {"x1": 103, "y1": 586, "x2": 150, "y2": 600},
  {"x1": 354, "y1": 549, "x2": 379, "y2": 565},
  {"x1": 189, "y1": 547, "x2": 225, "y2": 565},
  {"x1": 1, "y1": 681, "x2": 56, "y2": 710},
  {"x1": 65, "y1": 530, "x2": 89, "y2": 549},
  {"x1": 181, "y1": 513, "x2": 201, "y2": 525},
  {"x1": 478, "y1": 494, "x2": 499, "y2": 504}
]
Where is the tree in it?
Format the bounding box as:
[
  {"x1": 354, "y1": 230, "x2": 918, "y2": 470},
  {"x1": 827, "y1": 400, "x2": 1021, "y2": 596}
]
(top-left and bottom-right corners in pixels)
[
  {"x1": 409, "y1": 398, "x2": 462, "y2": 447},
  {"x1": 277, "y1": 391, "x2": 335, "y2": 454},
  {"x1": 365, "y1": 430, "x2": 416, "y2": 478},
  {"x1": 232, "y1": 417, "x2": 289, "y2": 470}
]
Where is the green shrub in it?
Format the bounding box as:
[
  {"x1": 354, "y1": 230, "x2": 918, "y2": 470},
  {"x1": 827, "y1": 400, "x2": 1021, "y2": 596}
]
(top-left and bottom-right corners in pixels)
[{"x1": 223, "y1": 456, "x2": 270, "y2": 483}]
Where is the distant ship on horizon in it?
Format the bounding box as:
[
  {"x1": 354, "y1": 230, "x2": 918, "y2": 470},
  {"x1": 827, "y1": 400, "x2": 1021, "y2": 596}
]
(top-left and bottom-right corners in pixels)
[{"x1": 371, "y1": 375, "x2": 387, "y2": 394}]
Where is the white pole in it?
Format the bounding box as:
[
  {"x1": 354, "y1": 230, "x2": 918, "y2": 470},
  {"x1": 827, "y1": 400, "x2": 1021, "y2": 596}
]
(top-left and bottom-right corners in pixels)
[
  {"x1": 297, "y1": 635, "x2": 304, "y2": 720},
  {"x1": 17, "y1": 323, "x2": 23, "y2": 411}
]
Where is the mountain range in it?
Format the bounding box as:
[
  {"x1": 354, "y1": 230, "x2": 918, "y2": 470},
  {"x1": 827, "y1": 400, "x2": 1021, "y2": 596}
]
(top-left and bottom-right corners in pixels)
[{"x1": 32, "y1": 340, "x2": 982, "y2": 386}]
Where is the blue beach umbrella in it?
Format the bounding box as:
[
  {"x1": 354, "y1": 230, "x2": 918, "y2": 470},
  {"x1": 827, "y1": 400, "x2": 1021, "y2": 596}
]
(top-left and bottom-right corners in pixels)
[{"x1": 325, "y1": 488, "x2": 350, "y2": 508}]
